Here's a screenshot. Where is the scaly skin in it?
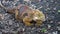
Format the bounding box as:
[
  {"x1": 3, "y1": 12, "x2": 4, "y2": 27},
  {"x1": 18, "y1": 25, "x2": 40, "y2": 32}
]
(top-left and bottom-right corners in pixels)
[{"x1": 6, "y1": 4, "x2": 45, "y2": 26}]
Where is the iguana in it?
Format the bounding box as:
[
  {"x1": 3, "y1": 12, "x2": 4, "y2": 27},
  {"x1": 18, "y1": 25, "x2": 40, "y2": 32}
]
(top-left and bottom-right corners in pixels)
[{"x1": 0, "y1": 4, "x2": 45, "y2": 26}]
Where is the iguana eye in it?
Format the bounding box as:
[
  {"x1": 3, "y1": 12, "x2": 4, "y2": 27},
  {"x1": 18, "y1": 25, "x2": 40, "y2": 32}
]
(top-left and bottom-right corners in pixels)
[{"x1": 23, "y1": 13, "x2": 28, "y2": 16}]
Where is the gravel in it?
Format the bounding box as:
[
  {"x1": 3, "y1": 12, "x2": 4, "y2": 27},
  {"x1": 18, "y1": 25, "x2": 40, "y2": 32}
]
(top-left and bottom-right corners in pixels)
[{"x1": 0, "y1": 0, "x2": 60, "y2": 34}]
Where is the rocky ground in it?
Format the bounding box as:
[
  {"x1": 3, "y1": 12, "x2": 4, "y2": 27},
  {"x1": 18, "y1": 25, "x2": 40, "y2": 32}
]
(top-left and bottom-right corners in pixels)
[{"x1": 0, "y1": 0, "x2": 60, "y2": 34}]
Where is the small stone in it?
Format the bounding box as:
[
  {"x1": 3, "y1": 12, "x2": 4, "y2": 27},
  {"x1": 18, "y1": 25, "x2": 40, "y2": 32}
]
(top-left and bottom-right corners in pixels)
[
  {"x1": 37, "y1": 6, "x2": 43, "y2": 9},
  {"x1": 48, "y1": 33, "x2": 52, "y2": 34},
  {"x1": 0, "y1": 14, "x2": 4, "y2": 20},
  {"x1": 51, "y1": 0, "x2": 54, "y2": 2},
  {"x1": 58, "y1": 10, "x2": 60, "y2": 13},
  {"x1": 0, "y1": 31, "x2": 2, "y2": 34},
  {"x1": 9, "y1": 20, "x2": 13, "y2": 25},
  {"x1": 2, "y1": 30, "x2": 8, "y2": 33},
  {"x1": 32, "y1": 27, "x2": 36, "y2": 30},
  {"x1": 22, "y1": 28, "x2": 25, "y2": 31},
  {"x1": 48, "y1": 25, "x2": 51, "y2": 29},
  {"x1": 4, "y1": 13, "x2": 8, "y2": 16},
  {"x1": 57, "y1": 27, "x2": 60, "y2": 30},
  {"x1": 50, "y1": 21, "x2": 53, "y2": 23},
  {"x1": 53, "y1": 7, "x2": 56, "y2": 10},
  {"x1": 47, "y1": 8, "x2": 50, "y2": 10},
  {"x1": 58, "y1": 22, "x2": 60, "y2": 24},
  {"x1": 24, "y1": 0, "x2": 30, "y2": 2},
  {"x1": 52, "y1": 31, "x2": 57, "y2": 34}
]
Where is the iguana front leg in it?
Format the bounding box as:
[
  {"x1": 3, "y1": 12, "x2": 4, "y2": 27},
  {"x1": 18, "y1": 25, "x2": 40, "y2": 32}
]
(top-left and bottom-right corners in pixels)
[
  {"x1": 23, "y1": 17, "x2": 33, "y2": 26},
  {"x1": 35, "y1": 20, "x2": 43, "y2": 26}
]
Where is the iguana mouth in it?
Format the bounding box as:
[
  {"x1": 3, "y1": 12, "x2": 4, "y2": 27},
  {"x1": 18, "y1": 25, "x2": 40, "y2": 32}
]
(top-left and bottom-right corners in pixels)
[{"x1": 30, "y1": 20, "x2": 36, "y2": 24}]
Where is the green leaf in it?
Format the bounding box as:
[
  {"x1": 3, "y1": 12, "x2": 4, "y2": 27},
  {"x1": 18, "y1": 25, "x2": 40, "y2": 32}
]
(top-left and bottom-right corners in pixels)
[
  {"x1": 58, "y1": 10, "x2": 60, "y2": 12},
  {"x1": 41, "y1": 28, "x2": 47, "y2": 33}
]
